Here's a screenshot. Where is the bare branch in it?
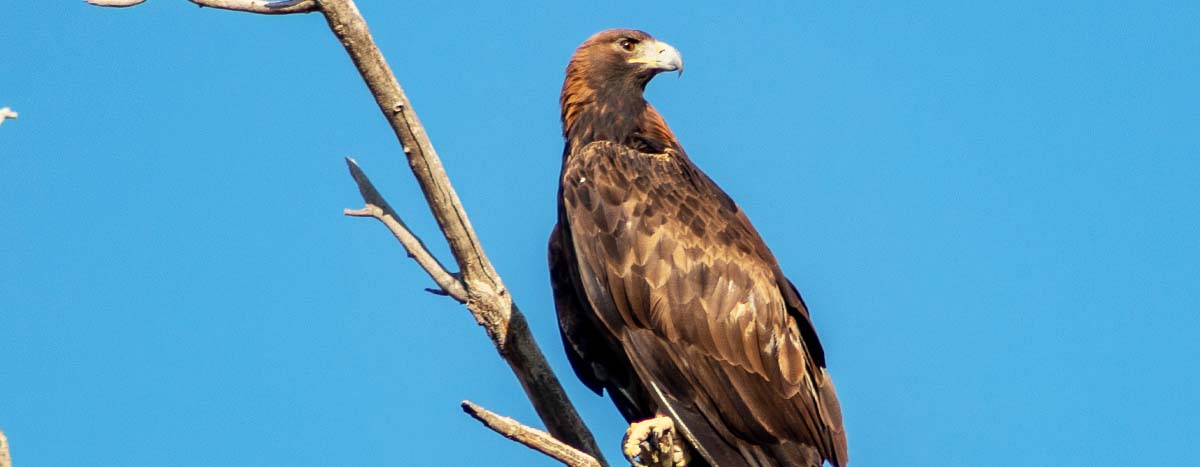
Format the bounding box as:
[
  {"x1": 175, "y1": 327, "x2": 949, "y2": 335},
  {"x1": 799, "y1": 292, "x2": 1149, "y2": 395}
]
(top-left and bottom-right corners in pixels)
[
  {"x1": 343, "y1": 157, "x2": 468, "y2": 302},
  {"x1": 462, "y1": 401, "x2": 602, "y2": 467},
  {"x1": 0, "y1": 108, "x2": 16, "y2": 127},
  {"x1": 86, "y1": 0, "x2": 317, "y2": 14},
  {"x1": 317, "y1": 1, "x2": 606, "y2": 462},
  {"x1": 316, "y1": 0, "x2": 501, "y2": 301}
]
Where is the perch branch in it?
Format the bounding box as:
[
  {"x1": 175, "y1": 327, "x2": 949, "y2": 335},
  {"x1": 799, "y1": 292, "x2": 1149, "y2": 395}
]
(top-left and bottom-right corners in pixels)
[
  {"x1": 0, "y1": 108, "x2": 16, "y2": 127},
  {"x1": 462, "y1": 401, "x2": 601, "y2": 467},
  {"x1": 343, "y1": 157, "x2": 467, "y2": 302},
  {"x1": 86, "y1": 0, "x2": 317, "y2": 14}
]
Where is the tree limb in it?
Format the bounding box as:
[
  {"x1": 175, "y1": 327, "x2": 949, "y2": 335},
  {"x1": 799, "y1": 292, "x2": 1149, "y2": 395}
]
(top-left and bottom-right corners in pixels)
[
  {"x1": 0, "y1": 108, "x2": 16, "y2": 127},
  {"x1": 86, "y1": 0, "x2": 317, "y2": 14},
  {"x1": 85, "y1": 0, "x2": 607, "y2": 464},
  {"x1": 462, "y1": 401, "x2": 601, "y2": 467}
]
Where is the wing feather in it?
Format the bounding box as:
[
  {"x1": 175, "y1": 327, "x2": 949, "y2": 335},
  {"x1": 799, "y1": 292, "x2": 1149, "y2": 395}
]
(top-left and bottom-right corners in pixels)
[{"x1": 549, "y1": 223, "x2": 652, "y2": 423}]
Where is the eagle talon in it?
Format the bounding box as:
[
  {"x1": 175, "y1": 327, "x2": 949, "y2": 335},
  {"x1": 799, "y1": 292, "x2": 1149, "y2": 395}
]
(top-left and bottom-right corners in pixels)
[{"x1": 623, "y1": 416, "x2": 689, "y2": 467}]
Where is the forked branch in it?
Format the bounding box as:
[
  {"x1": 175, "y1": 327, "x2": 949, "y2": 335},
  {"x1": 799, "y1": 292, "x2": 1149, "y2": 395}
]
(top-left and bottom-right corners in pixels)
[
  {"x1": 86, "y1": 0, "x2": 606, "y2": 465},
  {"x1": 343, "y1": 157, "x2": 468, "y2": 302},
  {"x1": 316, "y1": 1, "x2": 604, "y2": 462}
]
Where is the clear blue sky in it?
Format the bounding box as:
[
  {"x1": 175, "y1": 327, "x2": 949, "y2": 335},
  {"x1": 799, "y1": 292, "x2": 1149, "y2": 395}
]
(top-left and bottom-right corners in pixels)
[{"x1": 2, "y1": 2, "x2": 1198, "y2": 466}]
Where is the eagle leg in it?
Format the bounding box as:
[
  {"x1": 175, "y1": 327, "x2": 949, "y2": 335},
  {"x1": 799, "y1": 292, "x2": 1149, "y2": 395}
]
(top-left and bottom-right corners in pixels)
[{"x1": 622, "y1": 415, "x2": 690, "y2": 467}]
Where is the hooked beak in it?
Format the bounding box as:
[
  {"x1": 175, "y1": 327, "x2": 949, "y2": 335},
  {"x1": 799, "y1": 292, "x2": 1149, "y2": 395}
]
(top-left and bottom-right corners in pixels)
[{"x1": 630, "y1": 40, "x2": 684, "y2": 76}]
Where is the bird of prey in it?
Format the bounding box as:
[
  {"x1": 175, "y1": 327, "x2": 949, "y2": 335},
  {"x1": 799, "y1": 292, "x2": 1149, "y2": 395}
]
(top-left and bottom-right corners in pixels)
[{"x1": 549, "y1": 29, "x2": 849, "y2": 467}]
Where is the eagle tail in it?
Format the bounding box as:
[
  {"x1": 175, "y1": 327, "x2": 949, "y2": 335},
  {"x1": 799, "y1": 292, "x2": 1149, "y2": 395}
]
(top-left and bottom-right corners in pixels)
[{"x1": 649, "y1": 382, "x2": 737, "y2": 467}]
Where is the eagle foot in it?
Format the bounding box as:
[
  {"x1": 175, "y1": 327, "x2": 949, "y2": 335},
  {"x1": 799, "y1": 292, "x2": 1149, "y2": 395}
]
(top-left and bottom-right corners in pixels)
[{"x1": 622, "y1": 415, "x2": 689, "y2": 467}]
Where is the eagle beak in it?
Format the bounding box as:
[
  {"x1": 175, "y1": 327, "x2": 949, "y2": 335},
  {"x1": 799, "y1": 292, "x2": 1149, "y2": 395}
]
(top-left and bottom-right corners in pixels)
[{"x1": 631, "y1": 40, "x2": 684, "y2": 77}]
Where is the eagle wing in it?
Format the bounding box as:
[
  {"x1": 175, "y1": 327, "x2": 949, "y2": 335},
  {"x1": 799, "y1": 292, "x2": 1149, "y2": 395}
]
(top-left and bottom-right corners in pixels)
[
  {"x1": 554, "y1": 141, "x2": 848, "y2": 467},
  {"x1": 550, "y1": 222, "x2": 653, "y2": 423}
]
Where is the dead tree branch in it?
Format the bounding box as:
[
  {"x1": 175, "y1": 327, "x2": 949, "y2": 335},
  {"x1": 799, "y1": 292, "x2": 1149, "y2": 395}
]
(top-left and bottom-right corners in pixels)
[
  {"x1": 0, "y1": 108, "x2": 17, "y2": 127},
  {"x1": 462, "y1": 401, "x2": 603, "y2": 467},
  {"x1": 87, "y1": 0, "x2": 606, "y2": 465},
  {"x1": 316, "y1": 2, "x2": 603, "y2": 461}
]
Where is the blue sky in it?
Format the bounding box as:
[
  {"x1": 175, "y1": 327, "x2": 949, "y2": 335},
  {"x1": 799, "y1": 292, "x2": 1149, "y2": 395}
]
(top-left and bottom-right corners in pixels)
[{"x1": 2, "y1": 1, "x2": 1198, "y2": 466}]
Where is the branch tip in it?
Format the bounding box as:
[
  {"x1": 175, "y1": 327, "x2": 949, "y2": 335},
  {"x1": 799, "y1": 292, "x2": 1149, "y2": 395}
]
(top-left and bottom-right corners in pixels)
[
  {"x1": 343, "y1": 207, "x2": 374, "y2": 217},
  {"x1": 0, "y1": 107, "x2": 17, "y2": 128},
  {"x1": 461, "y1": 401, "x2": 603, "y2": 467},
  {"x1": 85, "y1": 0, "x2": 146, "y2": 6}
]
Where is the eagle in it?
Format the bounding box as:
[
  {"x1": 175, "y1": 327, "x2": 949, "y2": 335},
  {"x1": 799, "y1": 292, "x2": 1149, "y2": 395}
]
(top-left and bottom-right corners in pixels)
[{"x1": 548, "y1": 29, "x2": 849, "y2": 467}]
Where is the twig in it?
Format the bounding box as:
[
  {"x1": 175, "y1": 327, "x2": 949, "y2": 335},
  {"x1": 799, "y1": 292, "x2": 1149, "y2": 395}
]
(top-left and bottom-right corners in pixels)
[
  {"x1": 462, "y1": 401, "x2": 602, "y2": 467},
  {"x1": 86, "y1": 0, "x2": 317, "y2": 14},
  {"x1": 0, "y1": 108, "x2": 16, "y2": 127},
  {"x1": 343, "y1": 157, "x2": 467, "y2": 302}
]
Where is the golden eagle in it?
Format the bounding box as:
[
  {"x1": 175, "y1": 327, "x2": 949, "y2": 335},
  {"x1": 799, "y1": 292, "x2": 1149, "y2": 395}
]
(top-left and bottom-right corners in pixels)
[{"x1": 549, "y1": 29, "x2": 849, "y2": 467}]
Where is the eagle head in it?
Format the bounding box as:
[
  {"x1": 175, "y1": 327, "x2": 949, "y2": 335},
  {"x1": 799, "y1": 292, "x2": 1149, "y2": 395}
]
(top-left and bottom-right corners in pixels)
[
  {"x1": 572, "y1": 29, "x2": 683, "y2": 84},
  {"x1": 561, "y1": 29, "x2": 683, "y2": 147}
]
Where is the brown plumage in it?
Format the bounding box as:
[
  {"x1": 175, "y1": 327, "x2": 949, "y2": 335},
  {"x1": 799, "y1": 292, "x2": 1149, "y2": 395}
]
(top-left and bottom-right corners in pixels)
[{"x1": 549, "y1": 29, "x2": 848, "y2": 467}]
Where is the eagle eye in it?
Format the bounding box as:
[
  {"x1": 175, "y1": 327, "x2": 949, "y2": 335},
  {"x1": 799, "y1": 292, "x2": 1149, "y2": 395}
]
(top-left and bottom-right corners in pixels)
[{"x1": 618, "y1": 38, "x2": 637, "y2": 52}]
